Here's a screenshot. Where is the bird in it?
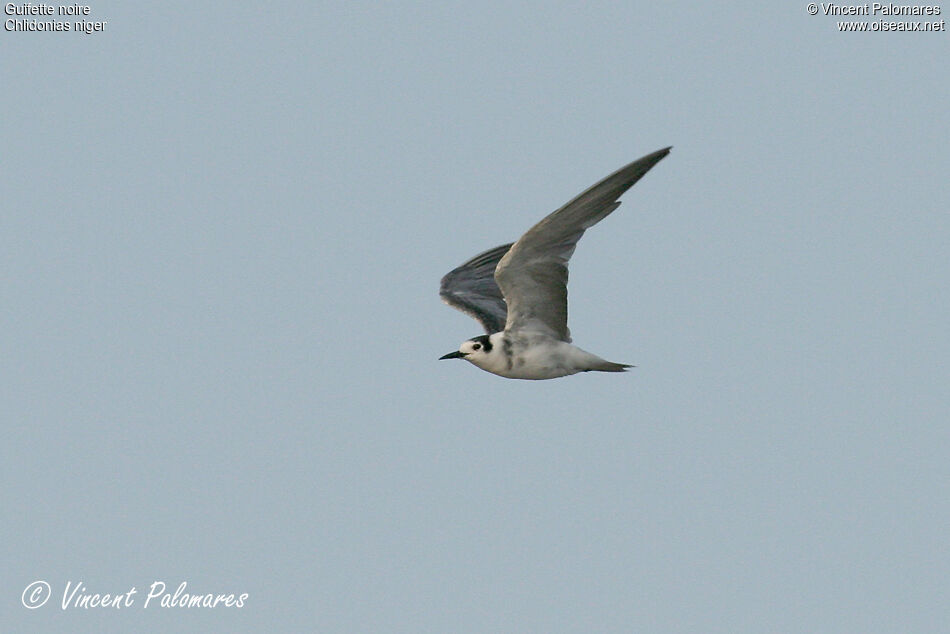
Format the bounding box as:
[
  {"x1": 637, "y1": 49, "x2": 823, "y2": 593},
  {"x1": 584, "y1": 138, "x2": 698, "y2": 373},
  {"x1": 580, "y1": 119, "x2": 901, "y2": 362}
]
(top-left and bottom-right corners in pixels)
[{"x1": 438, "y1": 147, "x2": 671, "y2": 380}]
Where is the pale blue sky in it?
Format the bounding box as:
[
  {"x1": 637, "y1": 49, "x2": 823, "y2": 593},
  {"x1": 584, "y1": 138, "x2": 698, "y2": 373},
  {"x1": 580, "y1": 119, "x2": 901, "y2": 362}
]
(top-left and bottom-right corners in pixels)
[{"x1": 3, "y1": 2, "x2": 948, "y2": 632}]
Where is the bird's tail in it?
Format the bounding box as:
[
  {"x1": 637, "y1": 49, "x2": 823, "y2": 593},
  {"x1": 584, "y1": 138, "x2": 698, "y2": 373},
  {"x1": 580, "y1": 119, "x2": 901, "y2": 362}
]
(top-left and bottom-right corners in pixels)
[{"x1": 588, "y1": 361, "x2": 633, "y2": 373}]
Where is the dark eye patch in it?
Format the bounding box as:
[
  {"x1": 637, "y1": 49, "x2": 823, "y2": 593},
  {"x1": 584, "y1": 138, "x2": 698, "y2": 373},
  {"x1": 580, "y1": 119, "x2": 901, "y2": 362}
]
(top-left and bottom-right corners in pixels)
[{"x1": 472, "y1": 343, "x2": 481, "y2": 350}]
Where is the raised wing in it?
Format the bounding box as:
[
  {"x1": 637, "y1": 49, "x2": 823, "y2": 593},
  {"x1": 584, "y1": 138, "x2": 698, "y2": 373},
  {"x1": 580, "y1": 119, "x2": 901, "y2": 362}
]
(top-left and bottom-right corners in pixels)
[
  {"x1": 495, "y1": 147, "x2": 671, "y2": 342},
  {"x1": 440, "y1": 242, "x2": 513, "y2": 334}
]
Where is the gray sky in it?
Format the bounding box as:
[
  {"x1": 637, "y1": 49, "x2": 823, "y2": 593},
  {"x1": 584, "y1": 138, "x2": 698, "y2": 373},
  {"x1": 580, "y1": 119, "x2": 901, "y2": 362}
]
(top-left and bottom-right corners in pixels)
[{"x1": 3, "y1": 2, "x2": 948, "y2": 632}]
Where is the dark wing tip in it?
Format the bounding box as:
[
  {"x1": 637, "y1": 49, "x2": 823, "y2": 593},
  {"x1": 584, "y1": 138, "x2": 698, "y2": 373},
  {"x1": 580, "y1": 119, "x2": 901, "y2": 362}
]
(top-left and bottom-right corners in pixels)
[{"x1": 439, "y1": 243, "x2": 514, "y2": 334}]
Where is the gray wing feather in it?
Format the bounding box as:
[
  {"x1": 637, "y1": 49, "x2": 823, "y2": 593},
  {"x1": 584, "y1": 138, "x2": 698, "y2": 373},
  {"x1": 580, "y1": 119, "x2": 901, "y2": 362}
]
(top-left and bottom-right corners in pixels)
[
  {"x1": 496, "y1": 147, "x2": 671, "y2": 342},
  {"x1": 440, "y1": 243, "x2": 513, "y2": 334}
]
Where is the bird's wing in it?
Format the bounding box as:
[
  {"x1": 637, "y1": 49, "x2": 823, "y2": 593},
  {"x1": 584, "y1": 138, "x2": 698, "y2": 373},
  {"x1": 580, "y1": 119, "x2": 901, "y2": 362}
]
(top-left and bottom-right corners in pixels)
[
  {"x1": 495, "y1": 147, "x2": 671, "y2": 342},
  {"x1": 440, "y1": 242, "x2": 514, "y2": 334}
]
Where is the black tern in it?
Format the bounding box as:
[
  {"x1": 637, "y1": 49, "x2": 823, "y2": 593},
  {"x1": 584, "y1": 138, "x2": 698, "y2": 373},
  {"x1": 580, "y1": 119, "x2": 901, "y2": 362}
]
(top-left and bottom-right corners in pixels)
[{"x1": 439, "y1": 147, "x2": 671, "y2": 379}]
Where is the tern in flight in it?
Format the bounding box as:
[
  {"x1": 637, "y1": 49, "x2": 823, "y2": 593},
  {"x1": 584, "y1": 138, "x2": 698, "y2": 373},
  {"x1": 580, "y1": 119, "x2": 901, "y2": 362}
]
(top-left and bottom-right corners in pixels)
[{"x1": 439, "y1": 147, "x2": 671, "y2": 379}]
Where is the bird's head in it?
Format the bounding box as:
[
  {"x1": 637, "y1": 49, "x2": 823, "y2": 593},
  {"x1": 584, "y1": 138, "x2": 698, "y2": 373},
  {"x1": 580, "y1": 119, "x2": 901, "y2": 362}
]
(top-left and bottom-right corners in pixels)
[{"x1": 439, "y1": 334, "x2": 494, "y2": 365}]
